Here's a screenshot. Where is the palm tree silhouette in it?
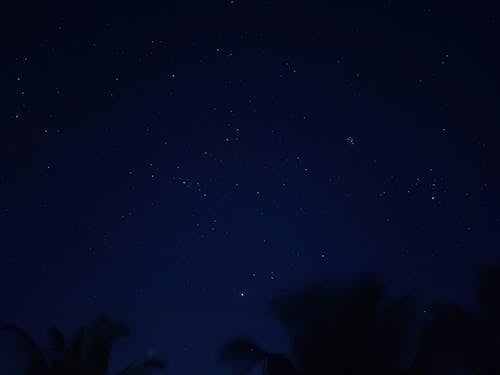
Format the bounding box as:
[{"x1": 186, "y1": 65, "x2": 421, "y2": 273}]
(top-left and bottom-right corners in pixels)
[
  {"x1": 412, "y1": 267, "x2": 500, "y2": 374},
  {"x1": 0, "y1": 316, "x2": 166, "y2": 375},
  {"x1": 219, "y1": 276, "x2": 416, "y2": 375}
]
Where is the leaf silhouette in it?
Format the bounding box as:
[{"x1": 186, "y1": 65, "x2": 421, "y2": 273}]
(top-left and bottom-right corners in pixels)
[{"x1": 0, "y1": 325, "x2": 50, "y2": 375}]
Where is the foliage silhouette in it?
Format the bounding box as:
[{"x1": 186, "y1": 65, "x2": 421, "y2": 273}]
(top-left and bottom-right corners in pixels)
[
  {"x1": 412, "y1": 267, "x2": 500, "y2": 375},
  {"x1": 0, "y1": 315, "x2": 166, "y2": 375},
  {"x1": 3, "y1": 269, "x2": 500, "y2": 375},
  {"x1": 219, "y1": 276, "x2": 416, "y2": 375}
]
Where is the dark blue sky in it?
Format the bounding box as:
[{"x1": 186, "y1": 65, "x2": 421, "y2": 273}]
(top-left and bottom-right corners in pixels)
[{"x1": 1, "y1": 1, "x2": 499, "y2": 373}]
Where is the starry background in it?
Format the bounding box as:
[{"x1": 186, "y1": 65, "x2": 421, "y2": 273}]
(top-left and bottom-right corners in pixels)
[{"x1": 1, "y1": 1, "x2": 499, "y2": 373}]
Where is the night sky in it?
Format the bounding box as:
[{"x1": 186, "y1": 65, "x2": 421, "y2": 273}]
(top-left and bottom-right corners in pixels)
[{"x1": 1, "y1": 1, "x2": 499, "y2": 373}]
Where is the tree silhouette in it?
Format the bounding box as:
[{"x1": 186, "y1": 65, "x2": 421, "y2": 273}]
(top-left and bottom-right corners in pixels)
[
  {"x1": 412, "y1": 267, "x2": 500, "y2": 374},
  {"x1": 219, "y1": 276, "x2": 416, "y2": 375},
  {"x1": 0, "y1": 316, "x2": 166, "y2": 375}
]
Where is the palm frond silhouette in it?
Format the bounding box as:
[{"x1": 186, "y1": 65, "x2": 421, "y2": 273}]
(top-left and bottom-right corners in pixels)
[{"x1": 0, "y1": 316, "x2": 166, "y2": 375}]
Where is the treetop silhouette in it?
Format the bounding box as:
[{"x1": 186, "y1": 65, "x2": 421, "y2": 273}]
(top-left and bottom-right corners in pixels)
[
  {"x1": 220, "y1": 276, "x2": 416, "y2": 375},
  {"x1": 0, "y1": 315, "x2": 166, "y2": 375}
]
